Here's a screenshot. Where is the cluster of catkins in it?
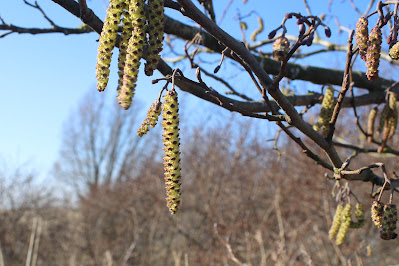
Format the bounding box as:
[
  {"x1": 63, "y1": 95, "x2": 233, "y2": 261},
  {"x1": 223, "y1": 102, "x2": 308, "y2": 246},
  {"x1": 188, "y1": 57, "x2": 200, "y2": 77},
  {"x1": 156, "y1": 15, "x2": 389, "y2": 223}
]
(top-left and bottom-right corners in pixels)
[
  {"x1": 371, "y1": 200, "x2": 398, "y2": 240},
  {"x1": 329, "y1": 203, "x2": 365, "y2": 245},
  {"x1": 96, "y1": 0, "x2": 164, "y2": 109},
  {"x1": 136, "y1": 90, "x2": 182, "y2": 214},
  {"x1": 355, "y1": 15, "x2": 399, "y2": 80},
  {"x1": 367, "y1": 92, "x2": 398, "y2": 152},
  {"x1": 313, "y1": 86, "x2": 336, "y2": 136}
]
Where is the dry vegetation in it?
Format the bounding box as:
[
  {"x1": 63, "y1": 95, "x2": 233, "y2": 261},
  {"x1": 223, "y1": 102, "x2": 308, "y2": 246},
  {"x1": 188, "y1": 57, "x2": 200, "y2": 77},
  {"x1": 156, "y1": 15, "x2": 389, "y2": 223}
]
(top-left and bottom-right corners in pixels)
[{"x1": 1, "y1": 113, "x2": 399, "y2": 265}]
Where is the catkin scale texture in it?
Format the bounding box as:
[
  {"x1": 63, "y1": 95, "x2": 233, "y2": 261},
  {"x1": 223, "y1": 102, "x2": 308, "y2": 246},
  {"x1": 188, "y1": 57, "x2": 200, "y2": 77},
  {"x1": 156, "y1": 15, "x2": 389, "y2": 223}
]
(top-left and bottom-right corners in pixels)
[{"x1": 162, "y1": 90, "x2": 182, "y2": 214}]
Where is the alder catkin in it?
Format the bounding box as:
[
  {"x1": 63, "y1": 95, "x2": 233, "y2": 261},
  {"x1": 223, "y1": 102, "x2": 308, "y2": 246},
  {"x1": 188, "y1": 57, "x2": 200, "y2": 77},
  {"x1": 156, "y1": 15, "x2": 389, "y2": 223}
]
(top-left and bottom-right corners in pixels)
[
  {"x1": 380, "y1": 204, "x2": 398, "y2": 240},
  {"x1": 162, "y1": 90, "x2": 182, "y2": 214},
  {"x1": 350, "y1": 203, "x2": 365, "y2": 228},
  {"x1": 329, "y1": 204, "x2": 344, "y2": 240},
  {"x1": 137, "y1": 100, "x2": 162, "y2": 136},
  {"x1": 389, "y1": 42, "x2": 399, "y2": 60},
  {"x1": 367, "y1": 106, "x2": 378, "y2": 142},
  {"x1": 336, "y1": 203, "x2": 352, "y2": 245},
  {"x1": 117, "y1": 0, "x2": 147, "y2": 109},
  {"x1": 117, "y1": 6, "x2": 133, "y2": 92},
  {"x1": 355, "y1": 17, "x2": 369, "y2": 61},
  {"x1": 272, "y1": 36, "x2": 290, "y2": 61},
  {"x1": 366, "y1": 26, "x2": 382, "y2": 81},
  {"x1": 96, "y1": 0, "x2": 124, "y2": 92},
  {"x1": 145, "y1": 0, "x2": 165, "y2": 76},
  {"x1": 313, "y1": 86, "x2": 335, "y2": 135},
  {"x1": 371, "y1": 200, "x2": 384, "y2": 228},
  {"x1": 250, "y1": 16, "x2": 264, "y2": 42}
]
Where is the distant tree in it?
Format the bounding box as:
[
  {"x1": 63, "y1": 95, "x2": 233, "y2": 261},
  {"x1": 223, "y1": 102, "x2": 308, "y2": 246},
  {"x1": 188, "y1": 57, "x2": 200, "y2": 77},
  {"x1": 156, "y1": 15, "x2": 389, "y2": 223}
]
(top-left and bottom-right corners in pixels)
[{"x1": 53, "y1": 90, "x2": 159, "y2": 195}]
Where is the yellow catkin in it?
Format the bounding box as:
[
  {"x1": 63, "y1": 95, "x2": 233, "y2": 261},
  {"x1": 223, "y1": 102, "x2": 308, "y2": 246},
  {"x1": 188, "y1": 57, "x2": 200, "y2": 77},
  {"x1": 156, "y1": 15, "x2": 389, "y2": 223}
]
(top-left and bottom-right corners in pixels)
[
  {"x1": 389, "y1": 42, "x2": 399, "y2": 60},
  {"x1": 144, "y1": 0, "x2": 165, "y2": 76},
  {"x1": 377, "y1": 104, "x2": 390, "y2": 136},
  {"x1": 96, "y1": 0, "x2": 124, "y2": 92},
  {"x1": 367, "y1": 106, "x2": 378, "y2": 142},
  {"x1": 371, "y1": 200, "x2": 384, "y2": 228},
  {"x1": 250, "y1": 16, "x2": 264, "y2": 42},
  {"x1": 380, "y1": 204, "x2": 398, "y2": 240},
  {"x1": 350, "y1": 203, "x2": 365, "y2": 228},
  {"x1": 366, "y1": 26, "x2": 382, "y2": 81},
  {"x1": 313, "y1": 86, "x2": 335, "y2": 135},
  {"x1": 117, "y1": 6, "x2": 133, "y2": 92},
  {"x1": 272, "y1": 36, "x2": 290, "y2": 61},
  {"x1": 117, "y1": 0, "x2": 147, "y2": 109},
  {"x1": 336, "y1": 203, "x2": 352, "y2": 245},
  {"x1": 137, "y1": 100, "x2": 162, "y2": 136},
  {"x1": 329, "y1": 204, "x2": 344, "y2": 240},
  {"x1": 162, "y1": 90, "x2": 182, "y2": 214},
  {"x1": 355, "y1": 17, "x2": 369, "y2": 61}
]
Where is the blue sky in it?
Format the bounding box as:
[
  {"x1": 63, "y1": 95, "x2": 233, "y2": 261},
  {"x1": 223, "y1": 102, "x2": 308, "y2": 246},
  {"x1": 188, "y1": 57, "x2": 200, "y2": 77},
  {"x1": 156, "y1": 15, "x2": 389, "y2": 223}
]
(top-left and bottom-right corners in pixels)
[{"x1": 0, "y1": 1, "x2": 374, "y2": 178}]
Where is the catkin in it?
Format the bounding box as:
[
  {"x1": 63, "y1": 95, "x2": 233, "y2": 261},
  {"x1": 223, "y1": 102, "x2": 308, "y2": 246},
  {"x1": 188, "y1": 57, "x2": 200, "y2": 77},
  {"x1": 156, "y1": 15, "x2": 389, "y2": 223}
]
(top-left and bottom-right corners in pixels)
[
  {"x1": 250, "y1": 16, "x2": 264, "y2": 42},
  {"x1": 366, "y1": 26, "x2": 382, "y2": 81},
  {"x1": 329, "y1": 204, "x2": 344, "y2": 240},
  {"x1": 96, "y1": 0, "x2": 124, "y2": 92},
  {"x1": 389, "y1": 42, "x2": 399, "y2": 60},
  {"x1": 117, "y1": 6, "x2": 134, "y2": 92},
  {"x1": 117, "y1": 0, "x2": 147, "y2": 109},
  {"x1": 145, "y1": 0, "x2": 165, "y2": 76},
  {"x1": 137, "y1": 100, "x2": 162, "y2": 136},
  {"x1": 313, "y1": 86, "x2": 335, "y2": 135},
  {"x1": 336, "y1": 203, "x2": 352, "y2": 245},
  {"x1": 355, "y1": 17, "x2": 369, "y2": 61},
  {"x1": 371, "y1": 200, "x2": 384, "y2": 228},
  {"x1": 380, "y1": 204, "x2": 398, "y2": 240},
  {"x1": 162, "y1": 90, "x2": 182, "y2": 214},
  {"x1": 350, "y1": 203, "x2": 365, "y2": 228},
  {"x1": 272, "y1": 36, "x2": 290, "y2": 61},
  {"x1": 367, "y1": 106, "x2": 378, "y2": 142}
]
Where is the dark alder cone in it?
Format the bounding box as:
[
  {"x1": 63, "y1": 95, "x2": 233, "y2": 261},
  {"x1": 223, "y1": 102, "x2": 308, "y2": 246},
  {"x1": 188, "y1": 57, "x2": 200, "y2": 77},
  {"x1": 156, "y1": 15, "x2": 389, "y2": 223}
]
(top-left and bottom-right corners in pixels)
[
  {"x1": 272, "y1": 36, "x2": 290, "y2": 61},
  {"x1": 162, "y1": 90, "x2": 182, "y2": 214},
  {"x1": 355, "y1": 17, "x2": 369, "y2": 61},
  {"x1": 144, "y1": 0, "x2": 165, "y2": 76},
  {"x1": 366, "y1": 26, "x2": 382, "y2": 81}
]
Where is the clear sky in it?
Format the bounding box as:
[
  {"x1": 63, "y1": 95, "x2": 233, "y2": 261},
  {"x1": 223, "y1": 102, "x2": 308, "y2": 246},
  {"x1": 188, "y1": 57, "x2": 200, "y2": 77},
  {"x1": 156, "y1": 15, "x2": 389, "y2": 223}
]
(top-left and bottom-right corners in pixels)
[{"x1": 0, "y1": 0, "x2": 374, "y2": 179}]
